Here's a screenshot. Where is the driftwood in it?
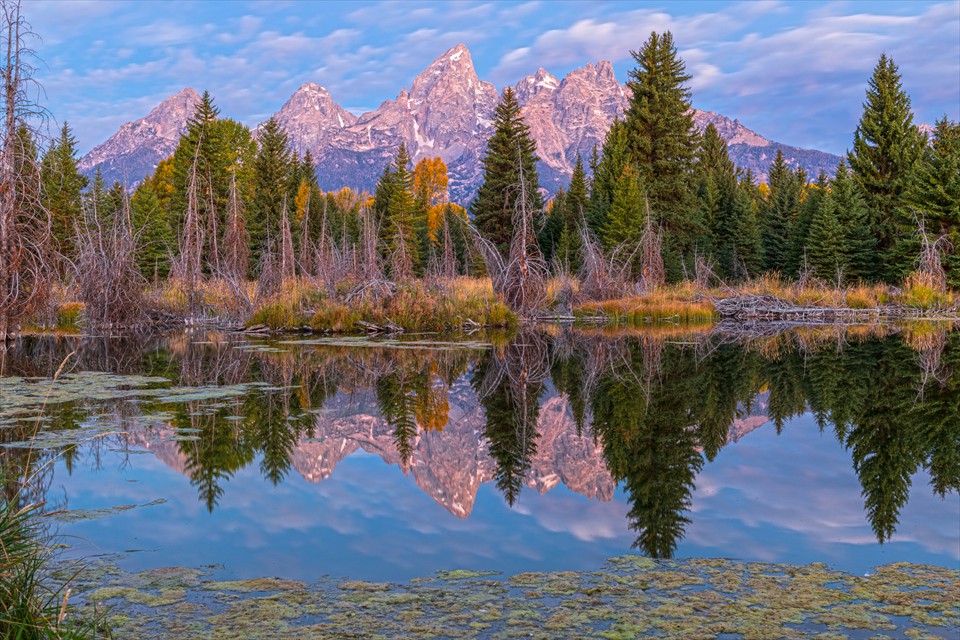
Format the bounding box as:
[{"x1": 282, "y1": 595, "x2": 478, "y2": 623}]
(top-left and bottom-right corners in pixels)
[{"x1": 712, "y1": 294, "x2": 898, "y2": 322}]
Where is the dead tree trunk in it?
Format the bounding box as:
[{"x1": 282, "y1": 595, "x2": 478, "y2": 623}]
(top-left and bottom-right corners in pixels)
[{"x1": 0, "y1": 0, "x2": 48, "y2": 341}]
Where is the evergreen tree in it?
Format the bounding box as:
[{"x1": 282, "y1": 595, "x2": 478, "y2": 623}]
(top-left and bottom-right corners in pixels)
[
  {"x1": 847, "y1": 54, "x2": 925, "y2": 279},
  {"x1": 760, "y1": 150, "x2": 804, "y2": 273},
  {"x1": 557, "y1": 155, "x2": 588, "y2": 272},
  {"x1": 807, "y1": 189, "x2": 847, "y2": 282},
  {"x1": 85, "y1": 167, "x2": 108, "y2": 223},
  {"x1": 787, "y1": 171, "x2": 828, "y2": 275},
  {"x1": 588, "y1": 121, "x2": 629, "y2": 234},
  {"x1": 830, "y1": 162, "x2": 877, "y2": 281},
  {"x1": 40, "y1": 122, "x2": 87, "y2": 266},
  {"x1": 623, "y1": 31, "x2": 700, "y2": 280},
  {"x1": 603, "y1": 164, "x2": 645, "y2": 251},
  {"x1": 251, "y1": 117, "x2": 293, "y2": 261},
  {"x1": 131, "y1": 180, "x2": 172, "y2": 278},
  {"x1": 733, "y1": 170, "x2": 764, "y2": 278},
  {"x1": 902, "y1": 117, "x2": 960, "y2": 289},
  {"x1": 539, "y1": 187, "x2": 566, "y2": 265},
  {"x1": 470, "y1": 87, "x2": 542, "y2": 257},
  {"x1": 385, "y1": 143, "x2": 418, "y2": 279},
  {"x1": 695, "y1": 124, "x2": 740, "y2": 278}
]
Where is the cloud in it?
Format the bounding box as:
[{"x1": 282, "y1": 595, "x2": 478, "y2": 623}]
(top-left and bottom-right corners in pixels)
[{"x1": 490, "y1": 7, "x2": 736, "y2": 82}]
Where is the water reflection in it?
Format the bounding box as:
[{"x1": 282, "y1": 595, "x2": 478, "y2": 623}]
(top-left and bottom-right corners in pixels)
[{"x1": 1, "y1": 324, "x2": 957, "y2": 562}]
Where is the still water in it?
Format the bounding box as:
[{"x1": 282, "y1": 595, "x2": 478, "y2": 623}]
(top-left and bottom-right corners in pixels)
[{"x1": 1, "y1": 326, "x2": 957, "y2": 582}]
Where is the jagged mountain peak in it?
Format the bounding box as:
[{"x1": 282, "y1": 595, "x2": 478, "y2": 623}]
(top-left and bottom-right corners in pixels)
[
  {"x1": 516, "y1": 67, "x2": 560, "y2": 103},
  {"x1": 409, "y1": 43, "x2": 490, "y2": 104},
  {"x1": 77, "y1": 87, "x2": 201, "y2": 185}
]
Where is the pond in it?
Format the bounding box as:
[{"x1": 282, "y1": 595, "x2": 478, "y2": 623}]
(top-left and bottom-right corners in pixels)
[{"x1": 1, "y1": 325, "x2": 957, "y2": 585}]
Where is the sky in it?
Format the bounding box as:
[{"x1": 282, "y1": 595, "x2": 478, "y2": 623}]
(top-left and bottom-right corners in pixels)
[{"x1": 23, "y1": 0, "x2": 960, "y2": 156}]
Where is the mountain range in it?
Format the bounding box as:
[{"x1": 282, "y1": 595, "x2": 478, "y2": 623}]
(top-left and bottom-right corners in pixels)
[
  {"x1": 125, "y1": 381, "x2": 772, "y2": 518},
  {"x1": 78, "y1": 44, "x2": 843, "y2": 203}
]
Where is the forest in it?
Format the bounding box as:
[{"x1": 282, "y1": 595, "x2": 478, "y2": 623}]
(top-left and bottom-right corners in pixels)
[{"x1": 2, "y1": 18, "x2": 958, "y2": 339}]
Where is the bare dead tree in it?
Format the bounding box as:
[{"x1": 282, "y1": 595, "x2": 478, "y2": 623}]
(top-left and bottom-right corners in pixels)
[
  {"x1": 205, "y1": 168, "x2": 221, "y2": 274},
  {"x1": 172, "y1": 146, "x2": 205, "y2": 317},
  {"x1": 578, "y1": 224, "x2": 637, "y2": 301},
  {"x1": 441, "y1": 212, "x2": 457, "y2": 280},
  {"x1": 222, "y1": 170, "x2": 249, "y2": 281},
  {"x1": 638, "y1": 195, "x2": 665, "y2": 292},
  {"x1": 0, "y1": 0, "x2": 49, "y2": 341},
  {"x1": 279, "y1": 194, "x2": 295, "y2": 281},
  {"x1": 75, "y1": 190, "x2": 146, "y2": 329},
  {"x1": 694, "y1": 252, "x2": 723, "y2": 289},
  {"x1": 359, "y1": 204, "x2": 383, "y2": 283},
  {"x1": 298, "y1": 187, "x2": 314, "y2": 277},
  {"x1": 255, "y1": 238, "x2": 282, "y2": 304},
  {"x1": 915, "y1": 214, "x2": 952, "y2": 294}
]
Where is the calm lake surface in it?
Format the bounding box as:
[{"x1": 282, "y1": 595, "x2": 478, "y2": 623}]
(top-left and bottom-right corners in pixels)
[{"x1": 1, "y1": 326, "x2": 957, "y2": 582}]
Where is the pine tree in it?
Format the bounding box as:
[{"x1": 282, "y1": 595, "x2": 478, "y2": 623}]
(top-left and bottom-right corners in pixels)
[
  {"x1": 588, "y1": 121, "x2": 629, "y2": 234},
  {"x1": 847, "y1": 54, "x2": 925, "y2": 279},
  {"x1": 251, "y1": 117, "x2": 292, "y2": 261},
  {"x1": 623, "y1": 31, "x2": 700, "y2": 280},
  {"x1": 807, "y1": 191, "x2": 847, "y2": 282},
  {"x1": 558, "y1": 155, "x2": 588, "y2": 272},
  {"x1": 470, "y1": 87, "x2": 542, "y2": 257},
  {"x1": 788, "y1": 171, "x2": 828, "y2": 276},
  {"x1": 539, "y1": 187, "x2": 566, "y2": 265},
  {"x1": 830, "y1": 162, "x2": 877, "y2": 281},
  {"x1": 902, "y1": 117, "x2": 960, "y2": 289},
  {"x1": 733, "y1": 172, "x2": 764, "y2": 278},
  {"x1": 385, "y1": 143, "x2": 418, "y2": 279},
  {"x1": 760, "y1": 150, "x2": 804, "y2": 273},
  {"x1": 131, "y1": 180, "x2": 172, "y2": 278},
  {"x1": 695, "y1": 124, "x2": 740, "y2": 278},
  {"x1": 40, "y1": 122, "x2": 87, "y2": 267},
  {"x1": 603, "y1": 164, "x2": 645, "y2": 252}
]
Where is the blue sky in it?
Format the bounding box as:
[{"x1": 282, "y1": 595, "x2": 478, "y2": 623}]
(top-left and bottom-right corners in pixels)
[{"x1": 26, "y1": 0, "x2": 960, "y2": 156}]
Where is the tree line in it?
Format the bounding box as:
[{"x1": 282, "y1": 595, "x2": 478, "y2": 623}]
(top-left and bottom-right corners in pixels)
[
  {"x1": 28, "y1": 33, "x2": 960, "y2": 291},
  {"x1": 4, "y1": 26, "x2": 958, "y2": 337}
]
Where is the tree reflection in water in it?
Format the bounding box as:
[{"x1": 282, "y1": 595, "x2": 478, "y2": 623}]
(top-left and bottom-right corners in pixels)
[{"x1": 1, "y1": 324, "x2": 956, "y2": 554}]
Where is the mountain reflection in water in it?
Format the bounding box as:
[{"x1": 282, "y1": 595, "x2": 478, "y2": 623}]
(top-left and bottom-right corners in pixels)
[{"x1": 1, "y1": 325, "x2": 957, "y2": 574}]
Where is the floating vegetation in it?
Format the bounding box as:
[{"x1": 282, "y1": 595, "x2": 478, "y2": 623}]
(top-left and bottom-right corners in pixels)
[
  {"x1": 58, "y1": 556, "x2": 958, "y2": 639},
  {"x1": 43, "y1": 498, "x2": 167, "y2": 523}
]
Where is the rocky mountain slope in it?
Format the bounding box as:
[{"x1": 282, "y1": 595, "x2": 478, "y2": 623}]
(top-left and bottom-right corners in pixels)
[
  {"x1": 77, "y1": 87, "x2": 201, "y2": 185},
  {"x1": 80, "y1": 46, "x2": 842, "y2": 199}
]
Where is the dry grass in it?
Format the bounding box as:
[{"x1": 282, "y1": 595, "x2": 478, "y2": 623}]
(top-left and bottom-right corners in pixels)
[
  {"x1": 575, "y1": 284, "x2": 716, "y2": 325},
  {"x1": 309, "y1": 278, "x2": 516, "y2": 333}
]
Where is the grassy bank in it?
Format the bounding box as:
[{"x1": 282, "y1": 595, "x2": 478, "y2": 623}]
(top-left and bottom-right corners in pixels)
[{"x1": 13, "y1": 273, "x2": 960, "y2": 337}]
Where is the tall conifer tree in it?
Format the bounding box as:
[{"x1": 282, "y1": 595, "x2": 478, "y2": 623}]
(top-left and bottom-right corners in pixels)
[
  {"x1": 623, "y1": 31, "x2": 700, "y2": 280},
  {"x1": 40, "y1": 122, "x2": 87, "y2": 266},
  {"x1": 902, "y1": 118, "x2": 960, "y2": 288},
  {"x1": 470, "y1": 87, "x2": 542, "y2": 257},
  {"x1": 847, "y1": 54, "x2": 925, "y2": 279},
  {"x1": 251, "y1": 117, "x2": 293, "y2": 261}
]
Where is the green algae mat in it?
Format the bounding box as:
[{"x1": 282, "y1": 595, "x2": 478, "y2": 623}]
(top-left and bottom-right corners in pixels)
[{"x1": 59, "y1": 556, "x2": 958, "y2": 639}]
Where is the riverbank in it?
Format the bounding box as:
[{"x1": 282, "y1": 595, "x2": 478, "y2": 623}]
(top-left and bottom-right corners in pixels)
[
  {"x1": 12, "y1": 274, "x2": 960, "y2": 338},
  {"x1": 58, "y1": 555, "x2": 958, "y2": 639}
]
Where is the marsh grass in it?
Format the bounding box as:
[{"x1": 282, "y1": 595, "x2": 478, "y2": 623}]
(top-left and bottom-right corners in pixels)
[
  {"x1": 0, "y1": 351, "x2": 109, "y2": 638},
  {"x1": 575, "y1": 285, "x2": 717, "y2": 325},
  {"x1": 229, "y1": 277, "x2": 514, "y2": 332},
  {"x1": 25, "y1": 271, "x2": 960, "y2": 337}
]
